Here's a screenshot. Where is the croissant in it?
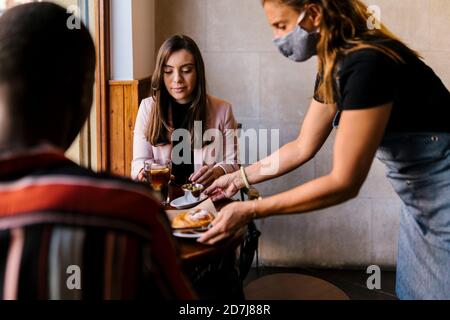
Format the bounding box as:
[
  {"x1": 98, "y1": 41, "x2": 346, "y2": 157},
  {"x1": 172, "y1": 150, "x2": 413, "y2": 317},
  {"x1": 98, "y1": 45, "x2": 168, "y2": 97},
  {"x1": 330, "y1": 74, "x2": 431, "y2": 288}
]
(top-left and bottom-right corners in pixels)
[{"x1": 172, "y1": 209, "x2": 215, "y2": 229}]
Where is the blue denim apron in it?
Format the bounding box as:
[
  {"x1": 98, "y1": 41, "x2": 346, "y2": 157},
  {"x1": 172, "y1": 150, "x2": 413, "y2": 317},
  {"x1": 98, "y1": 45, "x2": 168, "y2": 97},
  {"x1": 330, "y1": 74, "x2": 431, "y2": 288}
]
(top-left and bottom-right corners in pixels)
[
  {"x1": 376, "y1": 132, "x2": 450, "y2": 300},
  {"x1": 333, "y1": 112, "x2": 450, "y2": 299}
]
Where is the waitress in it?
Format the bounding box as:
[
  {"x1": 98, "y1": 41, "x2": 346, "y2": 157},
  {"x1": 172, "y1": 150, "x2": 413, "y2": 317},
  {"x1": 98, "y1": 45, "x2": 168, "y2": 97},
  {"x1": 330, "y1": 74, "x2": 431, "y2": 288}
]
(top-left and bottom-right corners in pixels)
[{"x1": 200, "y1": 0, "x2": 450, "y2": 300}]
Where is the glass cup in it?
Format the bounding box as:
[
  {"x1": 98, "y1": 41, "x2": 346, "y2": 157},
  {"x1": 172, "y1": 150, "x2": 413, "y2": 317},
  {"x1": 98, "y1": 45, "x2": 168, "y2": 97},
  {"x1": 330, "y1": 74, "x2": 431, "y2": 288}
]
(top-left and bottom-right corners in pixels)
[
  {"x1": 182, "y1": 183, "x2": 205, "y2": 203},
  {"x1": 145, "y1": 159, "x2": 172, "y2": 205}
]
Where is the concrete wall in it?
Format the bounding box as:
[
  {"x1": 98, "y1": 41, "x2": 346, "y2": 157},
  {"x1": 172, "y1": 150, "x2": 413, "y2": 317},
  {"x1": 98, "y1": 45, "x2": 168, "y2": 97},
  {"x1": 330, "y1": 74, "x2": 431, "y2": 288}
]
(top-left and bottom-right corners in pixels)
[
  {"x1": 132, "y1": 0, "x2": 155, "y2": 79},
  {"x1": 155, "y1": 0, "x2": 450, "y2": 268}
]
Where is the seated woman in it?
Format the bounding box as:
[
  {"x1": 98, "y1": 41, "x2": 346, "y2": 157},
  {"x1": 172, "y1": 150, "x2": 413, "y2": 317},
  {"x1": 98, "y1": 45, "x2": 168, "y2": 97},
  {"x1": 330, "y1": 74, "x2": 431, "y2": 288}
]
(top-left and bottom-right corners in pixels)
[{"x1": 132, "y1": 35, "x2": 239, "y2": 186}]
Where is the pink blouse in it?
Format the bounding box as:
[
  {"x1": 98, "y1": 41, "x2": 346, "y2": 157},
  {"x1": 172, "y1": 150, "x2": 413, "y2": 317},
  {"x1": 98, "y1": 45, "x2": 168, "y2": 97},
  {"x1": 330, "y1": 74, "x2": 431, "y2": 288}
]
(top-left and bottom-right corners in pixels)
[{"x1": 132, "y1": 95, "x2": 240, "y2": 180}]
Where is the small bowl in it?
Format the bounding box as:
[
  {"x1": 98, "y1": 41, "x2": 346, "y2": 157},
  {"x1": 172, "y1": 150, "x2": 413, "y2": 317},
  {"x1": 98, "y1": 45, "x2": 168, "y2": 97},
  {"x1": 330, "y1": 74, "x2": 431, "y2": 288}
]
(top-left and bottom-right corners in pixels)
[{"x1": 181, "y1": 183, "x2": 205, "y2": 202}]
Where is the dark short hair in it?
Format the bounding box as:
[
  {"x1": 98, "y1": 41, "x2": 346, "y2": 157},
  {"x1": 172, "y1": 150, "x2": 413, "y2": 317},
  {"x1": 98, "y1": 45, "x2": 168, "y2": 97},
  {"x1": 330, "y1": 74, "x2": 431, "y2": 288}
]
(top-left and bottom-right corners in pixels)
[{"x1": 0, "y1": 2, "x2": 96, "y2": 149}]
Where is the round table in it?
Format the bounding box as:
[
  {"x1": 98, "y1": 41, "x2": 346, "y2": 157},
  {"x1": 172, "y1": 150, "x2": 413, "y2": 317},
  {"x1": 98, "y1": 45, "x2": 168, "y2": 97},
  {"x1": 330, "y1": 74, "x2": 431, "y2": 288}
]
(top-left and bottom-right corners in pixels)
[
  {"x1": 165, "y1": 184, "x2": 246, "y2": 271},
  {"x1": 164, "y1": 184, "x2": 248, "y2": 299},
  {"x1": 244, "y1": 273, "x2": 350, "y2": 300}
]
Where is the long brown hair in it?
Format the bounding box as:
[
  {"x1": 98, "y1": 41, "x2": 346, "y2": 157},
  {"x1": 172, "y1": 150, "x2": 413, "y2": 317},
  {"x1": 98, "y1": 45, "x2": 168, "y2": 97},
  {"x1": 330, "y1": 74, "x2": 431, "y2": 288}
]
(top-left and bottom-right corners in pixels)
[
  {"x1": 148, "y1": 35, "x2": 207, "y2": 146},
  {"x1": 263, "y1": 0, "x2": 420, "y2": 104}
]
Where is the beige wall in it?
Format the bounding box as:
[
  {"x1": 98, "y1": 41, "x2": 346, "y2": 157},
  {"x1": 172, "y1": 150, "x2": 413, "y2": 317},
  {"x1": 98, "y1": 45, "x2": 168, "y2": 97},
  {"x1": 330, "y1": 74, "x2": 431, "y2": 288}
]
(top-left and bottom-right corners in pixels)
[
  {"x1": 155, "y1": 0, "x2": 450, "y2": 268},
  {"x1": 50, "y1": 0, "x2": 76, "y2": 8},
  {"x1": 132, "y1": 0, "x2": 156, "y2": 79}
]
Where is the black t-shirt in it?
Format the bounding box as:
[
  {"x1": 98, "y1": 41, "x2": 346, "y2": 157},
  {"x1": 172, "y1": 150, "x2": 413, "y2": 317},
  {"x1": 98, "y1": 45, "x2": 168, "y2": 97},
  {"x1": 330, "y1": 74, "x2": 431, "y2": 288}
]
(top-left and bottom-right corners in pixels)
[
  {"x1": 315, "y1": 39, "x2": 450, "y2": 133},
  {"x1": 171, "y1": 101, "x2": 194, "y2": 184}
]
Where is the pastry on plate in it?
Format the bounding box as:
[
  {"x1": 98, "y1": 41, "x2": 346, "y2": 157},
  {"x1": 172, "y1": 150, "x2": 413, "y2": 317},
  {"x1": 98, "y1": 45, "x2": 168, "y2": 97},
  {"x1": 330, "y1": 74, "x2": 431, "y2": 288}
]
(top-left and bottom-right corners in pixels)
[{"x1": 172, "y1": 209, "x2": 215, "y2": 230}]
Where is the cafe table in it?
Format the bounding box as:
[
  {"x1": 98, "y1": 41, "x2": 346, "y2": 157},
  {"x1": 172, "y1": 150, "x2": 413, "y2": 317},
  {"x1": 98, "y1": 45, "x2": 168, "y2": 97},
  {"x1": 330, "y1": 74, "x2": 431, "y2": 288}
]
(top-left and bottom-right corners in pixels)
[
  {"x1": 164, "y1": 184, "x2": 246, "y2": 272},
  {"x1": 164, "y1": 183, "x2": 248, "y2": 299}
]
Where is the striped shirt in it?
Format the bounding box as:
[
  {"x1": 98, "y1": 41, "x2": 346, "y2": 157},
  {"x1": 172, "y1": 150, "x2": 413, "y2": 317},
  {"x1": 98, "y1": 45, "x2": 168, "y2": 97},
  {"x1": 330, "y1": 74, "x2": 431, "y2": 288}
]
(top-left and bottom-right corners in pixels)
[{"x1": 0, "y1": 145, "x2": 195, "y2": 300}]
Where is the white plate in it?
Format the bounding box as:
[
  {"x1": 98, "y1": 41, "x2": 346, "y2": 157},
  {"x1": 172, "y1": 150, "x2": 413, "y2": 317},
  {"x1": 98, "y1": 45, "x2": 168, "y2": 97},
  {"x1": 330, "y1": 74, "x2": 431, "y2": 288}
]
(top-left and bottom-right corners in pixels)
[
  {"x1": 170, "y1": 193, "x2": 209, "y2": 209},
  {"x1": 172, "y1": 230, "x2": 204, "y2": 239}
]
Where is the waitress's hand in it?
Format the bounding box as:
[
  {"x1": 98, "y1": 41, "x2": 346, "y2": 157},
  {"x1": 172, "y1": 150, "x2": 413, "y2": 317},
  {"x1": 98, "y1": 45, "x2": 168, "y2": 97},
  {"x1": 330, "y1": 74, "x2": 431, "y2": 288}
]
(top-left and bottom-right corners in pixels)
[
  {"x1": 204, "y1": 171, "x2": 244, "y2": 202},
  {"x1": 198, "y1": 201, "x2": 253, "y2": 245},
  {"x1": 190, "y1": 166, "x2": 225, "y2": 188}
]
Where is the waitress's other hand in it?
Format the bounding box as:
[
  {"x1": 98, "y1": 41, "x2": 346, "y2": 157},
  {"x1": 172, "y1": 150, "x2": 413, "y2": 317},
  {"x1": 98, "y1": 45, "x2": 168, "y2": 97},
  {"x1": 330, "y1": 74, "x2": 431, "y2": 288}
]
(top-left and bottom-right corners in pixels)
[
  {"x1": 198, "y1": 202, "x2": 252, "y2": 245},
  {"x1": 204, "y1": 172, "x2": 243, "y2": 202},
  {"x1": 190, "y1": 166, "x2": 225, "y2": 188}
]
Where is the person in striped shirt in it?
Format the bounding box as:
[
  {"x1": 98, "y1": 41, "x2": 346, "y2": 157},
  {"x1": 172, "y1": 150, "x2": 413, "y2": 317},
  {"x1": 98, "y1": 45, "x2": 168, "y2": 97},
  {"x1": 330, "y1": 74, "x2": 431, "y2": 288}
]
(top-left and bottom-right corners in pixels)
[{"x1": 0, "y1": 2, "x2": 194, "y2": 300}]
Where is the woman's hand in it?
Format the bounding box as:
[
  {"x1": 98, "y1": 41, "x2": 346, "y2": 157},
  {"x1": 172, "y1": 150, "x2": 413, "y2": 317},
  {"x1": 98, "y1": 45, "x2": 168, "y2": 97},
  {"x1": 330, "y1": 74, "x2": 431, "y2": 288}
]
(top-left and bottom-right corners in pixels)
[
  {"x1": 137, "y1": 169, "x2": 147, "y2": 182},
  {"x1": 204, "y1": 171, "x2": 244, "y2": 202},
  {"x1": 197, "y1": 201, "x2": 253, "y2": 245},
  {"x1": 189, "y1": 166, "x2": 225, "y2": 187}
]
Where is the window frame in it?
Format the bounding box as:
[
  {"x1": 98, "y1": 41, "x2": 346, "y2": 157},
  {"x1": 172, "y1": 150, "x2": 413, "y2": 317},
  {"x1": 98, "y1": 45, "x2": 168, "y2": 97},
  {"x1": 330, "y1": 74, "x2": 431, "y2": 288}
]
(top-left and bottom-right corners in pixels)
[{"x1": 94, "y1": 0, "x2": 111, "y2": 172}]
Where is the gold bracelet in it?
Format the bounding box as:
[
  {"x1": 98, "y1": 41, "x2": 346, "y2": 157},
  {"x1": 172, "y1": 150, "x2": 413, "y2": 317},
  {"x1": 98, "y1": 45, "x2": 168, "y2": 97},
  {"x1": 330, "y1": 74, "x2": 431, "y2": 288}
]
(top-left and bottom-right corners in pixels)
[{"x1": 240, "y1": 166, "x2": 251, "y2": 190}]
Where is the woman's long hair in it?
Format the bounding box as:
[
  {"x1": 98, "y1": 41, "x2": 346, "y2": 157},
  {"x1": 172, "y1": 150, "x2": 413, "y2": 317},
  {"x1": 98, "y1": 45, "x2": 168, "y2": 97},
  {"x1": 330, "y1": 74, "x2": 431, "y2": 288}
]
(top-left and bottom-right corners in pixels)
[
  {"x1": 147, "y1": 35, "x2": 207, "y2": 146},
  {"x1": 263, "y1": 0, "x2": 420, "y2": 104}
]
